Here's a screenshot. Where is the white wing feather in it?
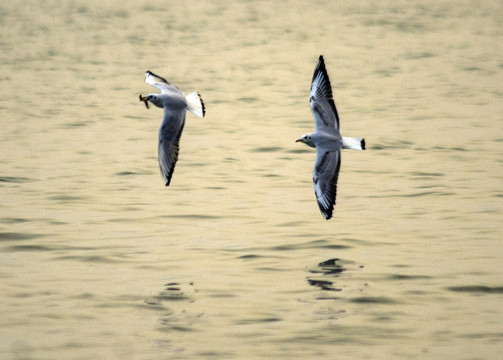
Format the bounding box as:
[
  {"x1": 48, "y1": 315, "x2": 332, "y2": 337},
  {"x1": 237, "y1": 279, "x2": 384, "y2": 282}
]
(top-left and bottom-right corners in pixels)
[{"x1": 145, "y1": 71, "x2": 171, "y2": 94}]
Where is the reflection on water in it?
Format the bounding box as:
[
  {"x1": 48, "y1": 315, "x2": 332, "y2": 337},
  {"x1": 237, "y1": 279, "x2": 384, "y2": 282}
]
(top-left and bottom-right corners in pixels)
[
  {"x1": 1, "y1": 0, "x2": 502, "y2": 359},
  {"x1": 307, "y1": 258, "x2": 348, "y2": 292}
]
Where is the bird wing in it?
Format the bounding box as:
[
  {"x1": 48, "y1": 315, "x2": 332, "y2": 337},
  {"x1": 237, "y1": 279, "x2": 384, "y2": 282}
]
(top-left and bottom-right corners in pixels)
[
  {"x1": 309, "y1": 55, "x2": 340, "y2": 131},
  {"x1": 145, "y1": 70, "x2": 183, "y2": 95},
  {"x1": 313, "y1": 147, "x2": 341, "y2": 220},
  {"x1": 158, "y1": 107, "x2": 186, "y2": 186}
]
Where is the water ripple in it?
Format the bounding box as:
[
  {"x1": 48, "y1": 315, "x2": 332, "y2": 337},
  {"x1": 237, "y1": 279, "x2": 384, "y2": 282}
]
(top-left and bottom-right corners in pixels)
[
  {"x1": 446, "y1": 285, "x2": 503, "y2": 294},
  {"x1": 350, "y1": 296, "x2": 400, "y2": 304},
  {"x1": 5, "y1": 244, "x2": 53, "y2": 252},
  {"x1": 0, "y1": 232, "x2": 46, "y2": 241},
  {"x1": 250, "y1": 146, "x2": 284, "y2": 153},
  {"x1": 0, "y1": 176, "x2": 31, "y2": 183}
]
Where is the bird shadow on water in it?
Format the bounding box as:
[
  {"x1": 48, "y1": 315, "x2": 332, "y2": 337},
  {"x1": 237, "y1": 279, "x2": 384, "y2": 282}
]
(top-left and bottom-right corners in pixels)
[
  {"x1": 144, "y1": 282, "x2": 203, "y2": 335},
  {"x1": 307, "y1": 258, "x2": 364, "y2": 298},
  {"x1": 145, "y1": 282, "x2": 197, "y2": 305}
]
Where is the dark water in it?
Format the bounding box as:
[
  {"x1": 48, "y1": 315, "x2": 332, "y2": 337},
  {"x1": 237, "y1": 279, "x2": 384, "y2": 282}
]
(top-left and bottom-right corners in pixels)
[{"x1": 1, "y1": 1, "x2": 502, "y2": 359}]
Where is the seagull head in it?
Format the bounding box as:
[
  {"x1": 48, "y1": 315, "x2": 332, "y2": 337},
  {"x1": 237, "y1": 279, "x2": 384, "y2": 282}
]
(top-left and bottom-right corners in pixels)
[
  {"x1": 296, "y1": 134, "x2": 315, "y2": 148},
  {"x1": 139, "y1": 94, "x2": 164, "y2": 109}
]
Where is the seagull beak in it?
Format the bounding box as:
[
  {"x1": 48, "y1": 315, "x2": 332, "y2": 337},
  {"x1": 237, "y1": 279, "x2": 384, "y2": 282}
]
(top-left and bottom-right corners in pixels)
[
  {"x1": 139, "y1": 94, "x2": 149, "y2": 109},
  {"x1": 295, "y1": 138, "x2": 303, "y2": 143}
]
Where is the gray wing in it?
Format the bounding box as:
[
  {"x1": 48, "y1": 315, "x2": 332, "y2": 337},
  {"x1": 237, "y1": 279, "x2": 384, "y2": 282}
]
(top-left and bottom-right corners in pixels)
[
  {"x1": 158, "y1": 107, "x2": 187, "y2": 186},
  {"x1": 313, "y1": 147, "x2": 341, "y2": 220},
  {"x1": 309, "y1": 55, "x2": 340, "y2": 131}
]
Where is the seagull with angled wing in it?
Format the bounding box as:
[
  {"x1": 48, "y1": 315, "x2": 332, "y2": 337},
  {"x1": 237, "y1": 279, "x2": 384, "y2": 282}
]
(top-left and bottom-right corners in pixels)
[
  {"x1": 296, "y1": 56, "x2": 365, "y2": 220},
  {"x1": 139, "y1": 71, "x2": 205, "y2": 186}
]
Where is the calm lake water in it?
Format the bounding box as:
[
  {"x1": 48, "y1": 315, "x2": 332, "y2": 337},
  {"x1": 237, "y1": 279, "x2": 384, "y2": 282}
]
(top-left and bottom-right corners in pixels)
[{"x1": 1, "y1": 1, "x2": 502, "y2": 359}]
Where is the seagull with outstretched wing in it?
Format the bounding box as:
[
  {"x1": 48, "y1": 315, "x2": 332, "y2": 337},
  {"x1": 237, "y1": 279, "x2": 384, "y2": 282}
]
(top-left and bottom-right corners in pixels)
[
  {"x1": 139, "y1": 71, "x2": 205, "y2": 186},
  {"x1": 296, "y1": 56, "x2": 365, "y2": 220}
]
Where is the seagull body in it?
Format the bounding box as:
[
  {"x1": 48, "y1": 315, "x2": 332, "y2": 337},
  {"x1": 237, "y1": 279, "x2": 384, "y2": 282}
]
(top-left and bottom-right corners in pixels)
[
  {"x1": 296, "y1": 56, "x2": 365, "y2": 220},
  {"x1": 139, "y1": 71, "x2": 205, "y2": 186}
]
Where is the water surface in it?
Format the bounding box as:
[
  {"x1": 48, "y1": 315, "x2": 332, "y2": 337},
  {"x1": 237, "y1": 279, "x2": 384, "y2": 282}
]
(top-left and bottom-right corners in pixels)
[{"x1": 1, "y1": 1, "x2": 502, "y2": 359}]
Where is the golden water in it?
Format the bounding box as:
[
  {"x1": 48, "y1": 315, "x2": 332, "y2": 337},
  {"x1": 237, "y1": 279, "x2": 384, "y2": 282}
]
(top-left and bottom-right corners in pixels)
[{"x1": 1, "y1": 1, "x2": 502, "y2": 359}]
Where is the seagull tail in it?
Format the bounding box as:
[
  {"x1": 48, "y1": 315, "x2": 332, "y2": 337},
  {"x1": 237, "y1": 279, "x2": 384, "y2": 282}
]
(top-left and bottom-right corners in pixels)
[
  {"x1": 342, "y1": 137, "x2": 366, "y2": 150},
  {"x1": 186, "y1": 92, "x2": 205, "y2": 118}
]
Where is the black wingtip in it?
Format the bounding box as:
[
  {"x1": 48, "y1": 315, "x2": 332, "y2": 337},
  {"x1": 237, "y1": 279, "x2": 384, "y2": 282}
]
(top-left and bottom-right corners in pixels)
[
  {"x1": 317, "y1": 55, "x2": 326, "y2": 71},
  {"x1": 315, "y1": 55, "x2": 326, "y2": 74},
  {"x1": 361, "y1": 138, "x2": 366, "y2": 150},
  {"x1": 146, "y1": 70, "x2": 170, "y2": 84},
  {"x1": 199, "y1": 92, "x2": 206, "y2": 117},
  {"x1": 319, "y1": 205, "x2": 334, "y2": 220}
]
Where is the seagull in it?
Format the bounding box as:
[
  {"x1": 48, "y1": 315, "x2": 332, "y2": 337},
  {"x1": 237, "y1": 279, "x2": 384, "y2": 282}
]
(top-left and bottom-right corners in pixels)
[
  {"x1": 139, "y1": 71, "x2": 205, "y2": 186},
  {"x1": 296, "y1": 56, "x2": 365, "y2": 220}
]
